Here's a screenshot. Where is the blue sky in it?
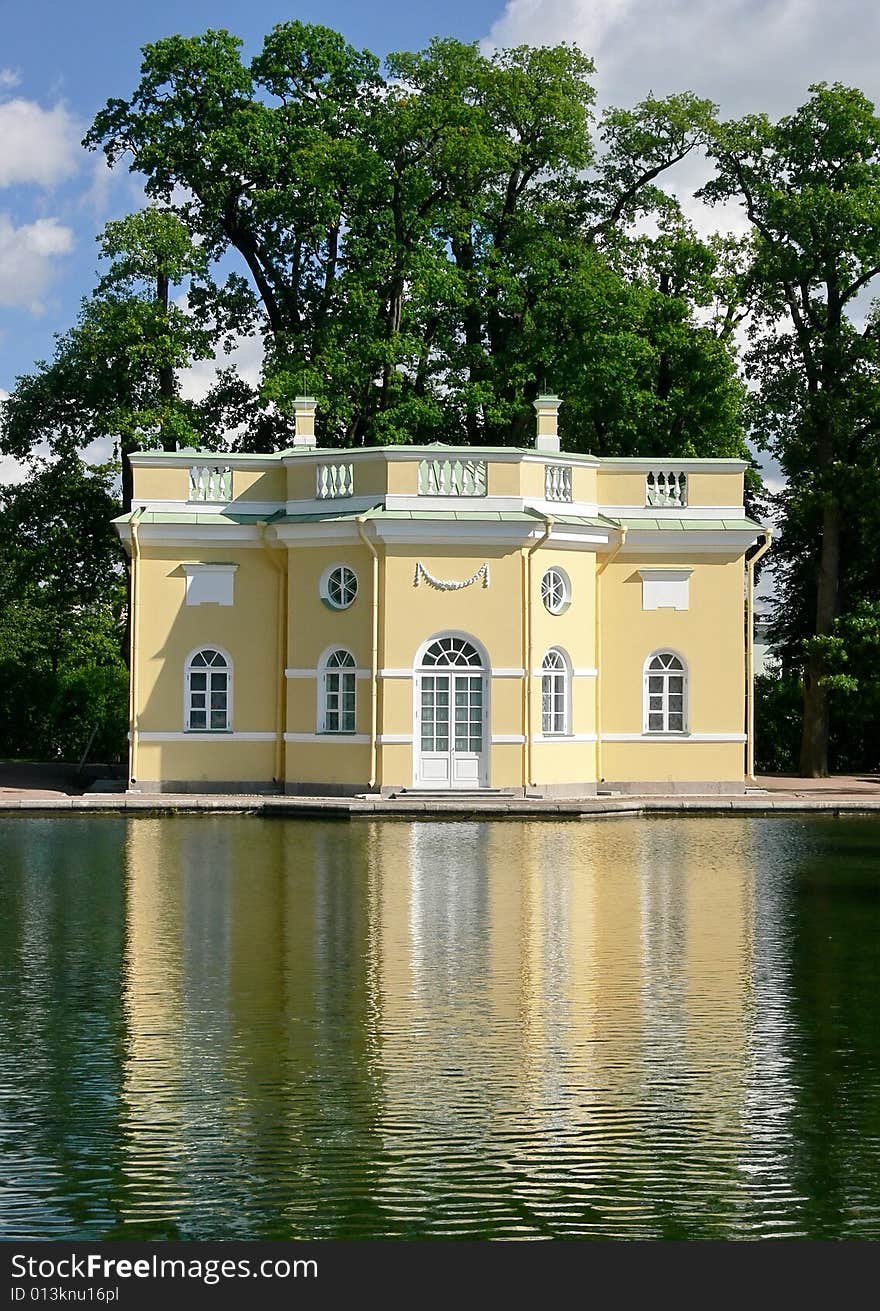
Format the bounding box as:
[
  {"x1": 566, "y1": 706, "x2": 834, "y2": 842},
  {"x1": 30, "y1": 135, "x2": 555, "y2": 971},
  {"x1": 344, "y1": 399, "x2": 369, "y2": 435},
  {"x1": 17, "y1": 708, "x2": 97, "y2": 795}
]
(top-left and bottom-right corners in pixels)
[
  {"x1": 2, "y1": 0, "x2": 879, "y2": 438},
  {"x1": 0, "y1": 1, "x2": 503, "y2": 397}
]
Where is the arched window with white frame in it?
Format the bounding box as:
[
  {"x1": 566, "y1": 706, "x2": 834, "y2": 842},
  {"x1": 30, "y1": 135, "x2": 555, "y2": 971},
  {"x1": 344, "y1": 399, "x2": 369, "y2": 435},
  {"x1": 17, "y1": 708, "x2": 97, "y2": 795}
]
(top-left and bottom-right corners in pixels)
[
  {"x1": 321, "y1": 648, "x2": 357, "y2": 733},
  {"x1": 541, "y1": 648, "x2": 571, "y2": 735},
  {"x1": 644, "y1": 652, "x2": 687, "y2": 733},
  {"x1": 185, "y1": 647, "x2": 231, "y2": 731}
]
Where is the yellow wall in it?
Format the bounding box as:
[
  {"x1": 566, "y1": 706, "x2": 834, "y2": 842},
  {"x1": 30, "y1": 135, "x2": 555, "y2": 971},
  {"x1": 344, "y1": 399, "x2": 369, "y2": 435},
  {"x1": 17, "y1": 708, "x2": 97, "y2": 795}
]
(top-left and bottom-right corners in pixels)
[
  {"x1": 137, "y1": 740, "x2": 276, "y2": 784},
  {"x1": 596, "y1": 468, "x2": 742, "y2": 507},
  {"x1": 287, "y1": 543, "x2": 372, "y2": 673},
  {"x1": 571, "y1": 463, "x2": 597, "y2": 503},
  {"x1": 132, "y1": 544, "x2": 280, "y2": 785},
  {"x1": 688, "y1": 471, "x2": 744, "y2": 506},
  {"x1": 232, "y1": 468, "x2": 286, "y2": 501},
  {"x1": 381, "y1": 546, "x2": 523, "y2": 669},
  {"x1": 356, "y1": 458, "x2": 392, "y2": 498},
  {"x1": 132, "y1": 466, "x2": 191, "y2": 501},
  {"x1": 490, "y1": 460, "x2": 527, "y2": 497},
  {"x1": 598, "y1": 553, "x2": 745, "y2": 782},
  {"x1": 135, "y1": 546, "x2": 279, "y2": 735},
  {"x1": 597, "y1": 470, "x2": 646, "y2": 505}
]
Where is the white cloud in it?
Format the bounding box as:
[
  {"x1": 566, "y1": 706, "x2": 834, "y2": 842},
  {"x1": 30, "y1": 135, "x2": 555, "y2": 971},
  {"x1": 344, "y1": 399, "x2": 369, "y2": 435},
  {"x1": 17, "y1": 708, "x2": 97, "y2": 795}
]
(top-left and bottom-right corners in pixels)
[
  {"x1": 178, "y1": 328, "x2": 264, "y2": 403},
  {"x1": 0, "y1": 388, "x2": 28, "y2": 485},
  {"x1": 0, "y1": 97, "x2": 81, "y2": 189},
  {"x1": 80, "y1": 154, "x2": 149, "y2": 223},
  {"x1": 0, "y1": 213, "x2": 74, "y2": 312},
  {"x1": 0, "y1": 68, "x2": 21, "y2": 89},
  {"x1": 486, "y1": 0, "x2": 880, "y2": 118}
]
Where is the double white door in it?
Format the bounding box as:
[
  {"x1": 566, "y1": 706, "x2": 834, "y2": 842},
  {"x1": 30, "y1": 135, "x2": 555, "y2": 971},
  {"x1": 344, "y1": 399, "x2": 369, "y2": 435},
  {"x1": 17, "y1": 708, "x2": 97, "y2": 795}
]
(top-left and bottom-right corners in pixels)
[{"x1": 417, "y1": 672, "x2": 486, "y2": 788}]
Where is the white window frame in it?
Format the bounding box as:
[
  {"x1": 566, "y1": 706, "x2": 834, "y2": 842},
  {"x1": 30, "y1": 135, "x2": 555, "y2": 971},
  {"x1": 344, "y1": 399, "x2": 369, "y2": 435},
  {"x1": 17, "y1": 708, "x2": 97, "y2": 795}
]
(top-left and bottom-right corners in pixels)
[
  {"x1": 541, "y1": 648, "x2": 571, "y2": 736},
  {"x1": 320, "y1": 562, "x2": 359, "y2": 610},
  {"x1": 643, "y1": 651, "x2": 688, "y2": 735},
  {"x1": 184, "y1": 646, "x2": 233, "y2": 732},
  {"x1": 541, "y1": 566, "x2": 572, "y2": 615},
  {"x1": 319, "y1": 647, "x2": 358, "y2": 734}
]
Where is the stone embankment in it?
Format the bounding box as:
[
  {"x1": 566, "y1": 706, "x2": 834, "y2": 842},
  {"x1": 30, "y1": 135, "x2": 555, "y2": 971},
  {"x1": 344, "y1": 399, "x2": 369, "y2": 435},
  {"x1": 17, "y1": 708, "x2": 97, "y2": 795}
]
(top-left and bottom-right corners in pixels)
[{"x1": 1, "y1": 774, "x2": 879, "y2": 818}]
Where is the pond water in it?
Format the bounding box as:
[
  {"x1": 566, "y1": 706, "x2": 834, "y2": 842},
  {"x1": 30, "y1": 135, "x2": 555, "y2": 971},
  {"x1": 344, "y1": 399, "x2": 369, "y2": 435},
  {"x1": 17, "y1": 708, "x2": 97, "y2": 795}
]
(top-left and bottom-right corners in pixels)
[{"x1": 1, "y1": 814, "x2": 879, "y2": 1240}]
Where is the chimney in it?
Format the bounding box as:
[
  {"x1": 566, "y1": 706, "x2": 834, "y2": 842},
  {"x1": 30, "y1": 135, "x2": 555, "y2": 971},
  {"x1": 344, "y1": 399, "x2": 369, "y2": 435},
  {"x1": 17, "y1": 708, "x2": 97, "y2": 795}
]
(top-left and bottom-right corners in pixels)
[
  {"x1": 292, "y1": 395, "x2": 317, "y2": 447},
  {"x1": 533, "y1": 394, "x2": 561, "y2": 453}
]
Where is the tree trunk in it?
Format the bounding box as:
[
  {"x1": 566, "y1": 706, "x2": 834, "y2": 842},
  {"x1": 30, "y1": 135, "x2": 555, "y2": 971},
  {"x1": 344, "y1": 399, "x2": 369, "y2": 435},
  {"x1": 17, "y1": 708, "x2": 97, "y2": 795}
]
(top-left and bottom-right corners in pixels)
[
  {"x1": 156, "y1": 270, "x2": 176, "y2": 449},
  {"x1": 799, "y1": 499, "x2": 841, "y2": 776}
]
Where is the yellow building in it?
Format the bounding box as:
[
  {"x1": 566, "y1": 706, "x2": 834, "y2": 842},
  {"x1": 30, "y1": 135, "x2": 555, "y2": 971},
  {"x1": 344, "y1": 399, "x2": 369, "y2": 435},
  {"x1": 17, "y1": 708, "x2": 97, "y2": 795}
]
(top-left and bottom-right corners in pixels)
[{"x1": 115, "y1": 396, "x2": 769, "y2": 796}]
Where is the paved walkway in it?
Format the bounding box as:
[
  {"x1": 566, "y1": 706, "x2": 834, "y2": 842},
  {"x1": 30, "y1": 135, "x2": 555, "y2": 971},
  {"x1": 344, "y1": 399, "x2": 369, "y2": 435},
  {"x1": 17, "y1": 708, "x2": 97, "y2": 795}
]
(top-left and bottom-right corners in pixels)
[
  {"x1": 0, "y1": 774, "x2": 879, "y2": 818},
  {"x1": 755, "y1": 774, "x2": 880, "y2": 796}
]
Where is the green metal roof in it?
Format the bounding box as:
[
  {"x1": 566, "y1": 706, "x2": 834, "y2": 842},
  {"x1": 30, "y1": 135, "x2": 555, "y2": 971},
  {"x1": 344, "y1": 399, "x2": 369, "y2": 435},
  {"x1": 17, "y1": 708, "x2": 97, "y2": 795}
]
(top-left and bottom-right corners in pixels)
[
  {"x1": 114, "y1": 506, "x2": 765, "y2": 538},
  {"x1": 616, "y1": 516, "x2": 763, "y2": 532}
]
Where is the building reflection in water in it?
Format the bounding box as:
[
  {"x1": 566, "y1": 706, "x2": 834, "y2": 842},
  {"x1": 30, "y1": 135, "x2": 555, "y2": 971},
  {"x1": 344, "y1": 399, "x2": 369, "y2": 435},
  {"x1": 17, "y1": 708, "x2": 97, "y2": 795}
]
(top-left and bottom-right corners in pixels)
[
  {"x1": 118, "y1": 815, "x2": 808, "y2": 1238},
  {"x1": 364, "y1": 819, "x2": 784, "y2": 1237}
]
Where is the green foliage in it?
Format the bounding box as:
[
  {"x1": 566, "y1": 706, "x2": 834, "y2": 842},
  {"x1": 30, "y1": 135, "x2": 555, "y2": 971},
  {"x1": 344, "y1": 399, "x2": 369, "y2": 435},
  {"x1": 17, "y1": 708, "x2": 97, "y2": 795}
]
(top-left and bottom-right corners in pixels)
[
  {"x1": 0, "y1": 461, "x2": 128, "y2": 762},
  {"x1": 82, "y1": 23, "x2": 743, "y2": 455},
  {"x1": 755, "y1": 673, "x2": 803, "y2": 774},
  {"x1": 705, "y1": 83, "x2": 880, "y2": 773},
  {"x1": 1, "y1": 208, "x2": 257, "y2": 478}
]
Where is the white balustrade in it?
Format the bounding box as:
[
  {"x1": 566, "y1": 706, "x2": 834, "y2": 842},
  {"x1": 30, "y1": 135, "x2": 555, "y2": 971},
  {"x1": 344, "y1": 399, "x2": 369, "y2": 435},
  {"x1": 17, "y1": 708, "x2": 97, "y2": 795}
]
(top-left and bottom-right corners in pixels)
[
  {"x1": 316, "y1": 462, "x2": 354, "y2": 499},
  {"x1": 646, "y1": 470, "x2": 688, "y2": 508},
  {"x1": 189, "y1": 465, "x2": 232, "y2": 502},
  {"x1": 418, "y1": 458, "x2": 487, "y2": 497},
  {"x1": 545, "y1": 464, "x2": 572, "y2": 502}
]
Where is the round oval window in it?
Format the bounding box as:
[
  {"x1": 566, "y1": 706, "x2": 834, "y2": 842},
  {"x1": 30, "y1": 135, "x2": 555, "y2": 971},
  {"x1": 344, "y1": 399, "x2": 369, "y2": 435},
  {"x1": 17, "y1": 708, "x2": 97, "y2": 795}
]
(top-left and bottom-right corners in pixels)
[
  {"x1": 541, "y1": 567, "x2": 570, "y2": 614},
  {"x1": 324, "y1": 565, "x2": 358, "y2": 609}
]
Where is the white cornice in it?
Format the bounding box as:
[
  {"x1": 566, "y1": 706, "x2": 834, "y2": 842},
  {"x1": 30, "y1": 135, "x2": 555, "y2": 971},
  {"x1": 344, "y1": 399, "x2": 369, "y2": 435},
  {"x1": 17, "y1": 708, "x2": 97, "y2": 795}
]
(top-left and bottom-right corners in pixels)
[
  {"x1": 287, "y1": 495, "x2": 379, "y2": 515},
  {"x1": 602, "y1": 505, "x2": 745, "y2": 520},
  {"x1": 532, "y1": 733, "x2": 598, "y2": 743},
  {"x1": 283, "y1": 732, "x2": 370, "y2": 743},
  {"x1": 370, "y1": 522, "x2": 613, "y2": 548},
  {"x1": 129, "y1": 454, "x2": 280, "y2": 470},
  {"x1": 619, "y1": 529, "x2": 760, "y2": 555},
  {"x1": 117, "y1": 524, "x2": 266, "y2": 547},
  {"x1": 601, "y1": 732, "x2": 746, "y2": 742},
  {"x1": 598, "y1": 458, "x2": 748, "y2": 473},
  {"x1": 528, "y1": 497, "x2": 601, "y2": 517},
  {"x1": 285, "y1": 668, "x2": 370, "y2": 680},
  {"x1": 270, "y1": 523, "x2": 361, "y2": 546},
  {"x1": 385, "y1": 494, "x2": 524, "y2": 512},
  {"x1": 137, "y1": 731, "x2": 276, "y2": 742}
]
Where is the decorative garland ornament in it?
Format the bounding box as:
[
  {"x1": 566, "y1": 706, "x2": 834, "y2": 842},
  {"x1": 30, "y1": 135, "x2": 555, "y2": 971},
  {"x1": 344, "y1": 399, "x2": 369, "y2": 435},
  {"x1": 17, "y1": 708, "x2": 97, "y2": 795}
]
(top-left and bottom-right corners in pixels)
[{"x1": 414, "y1": 561, "x2": 490, "y2": 591}]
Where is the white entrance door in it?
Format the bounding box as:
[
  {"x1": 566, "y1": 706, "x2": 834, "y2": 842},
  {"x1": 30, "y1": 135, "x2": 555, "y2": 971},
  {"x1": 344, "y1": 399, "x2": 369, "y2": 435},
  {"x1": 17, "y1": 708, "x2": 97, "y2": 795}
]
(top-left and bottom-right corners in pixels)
[{"x1": 416, "y1": 638, "x2": 487, "y2": 789}]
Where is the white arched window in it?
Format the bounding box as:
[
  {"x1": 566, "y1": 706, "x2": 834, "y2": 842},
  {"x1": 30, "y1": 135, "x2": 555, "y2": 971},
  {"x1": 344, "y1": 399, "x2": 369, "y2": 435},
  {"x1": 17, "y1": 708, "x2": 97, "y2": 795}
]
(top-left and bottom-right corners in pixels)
[
  {"x1": 420, "y1": 636, "x2": 484, "y2": 668},
  {"x1": 321, "y1": 649, "x2": 357, "y2": 733},
  {"x1": 541, "y1": 648, "x2": 570, "y2": 735},
  {"x1": 644, "y1": 652, "x2": 687, "y2": 733},
  {"x1": 185, "y1": 648, "x2": 231, "y2": 731}
]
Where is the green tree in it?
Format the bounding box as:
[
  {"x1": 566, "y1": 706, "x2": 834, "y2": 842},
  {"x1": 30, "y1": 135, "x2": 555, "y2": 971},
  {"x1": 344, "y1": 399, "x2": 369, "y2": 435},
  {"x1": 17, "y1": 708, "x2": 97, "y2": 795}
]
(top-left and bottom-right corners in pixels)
[
  {"x1": 1, "y1": 208, "x2": 255, "y2": 507},
  {"x1": 84, "y1": 23, "x2": 741, "y2": 454},
  {"x1": 0, "y1": 460, "x2": 128, "y2": 762},
  {"x1": 704, "y1": 83, "x2": 880, "y2": 775}
]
